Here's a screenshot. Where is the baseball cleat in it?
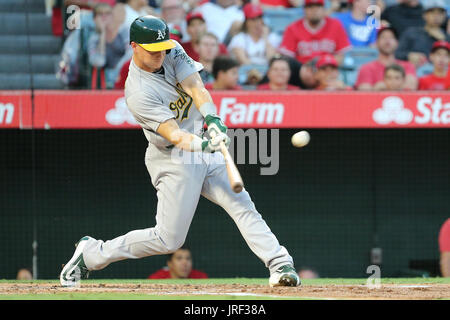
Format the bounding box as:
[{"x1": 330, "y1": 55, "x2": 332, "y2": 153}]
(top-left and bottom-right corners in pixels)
[
  {"x1": 60, "y1": 236, "x2": 91, "y2": 287},
  {"x1": 269, "y1": 265, "x2": 301, "y2": 287}
]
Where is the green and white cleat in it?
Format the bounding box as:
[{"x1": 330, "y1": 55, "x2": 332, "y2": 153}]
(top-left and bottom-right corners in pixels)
[
  {"x1": 60, "y1": 236, "x2": 91, "y2": 287},
  {"x1": 269, "y1": 265, "x2": 301, "y2": 287}
]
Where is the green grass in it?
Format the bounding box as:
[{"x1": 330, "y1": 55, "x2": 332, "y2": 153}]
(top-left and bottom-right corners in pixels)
[{"x1": 1, "y1": 278, "x2": 449, "y2": 300}]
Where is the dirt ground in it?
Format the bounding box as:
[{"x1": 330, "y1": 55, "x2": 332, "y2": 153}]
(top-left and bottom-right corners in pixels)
[{"x1": 1, "y1": 282, "x2": 450, "y2": 299}]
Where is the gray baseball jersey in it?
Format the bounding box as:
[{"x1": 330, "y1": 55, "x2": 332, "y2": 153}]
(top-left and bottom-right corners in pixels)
[{"x1": 125, "y1": 41, "x2": 204, "y2": 147}]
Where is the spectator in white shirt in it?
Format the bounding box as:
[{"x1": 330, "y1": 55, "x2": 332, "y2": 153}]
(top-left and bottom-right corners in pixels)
[
  {"x1": 228, "y1": 3, "x2": 280, "y2": 66},
  {"x1": 194, "y1": 0, "x2": 245, "y2": 43}
]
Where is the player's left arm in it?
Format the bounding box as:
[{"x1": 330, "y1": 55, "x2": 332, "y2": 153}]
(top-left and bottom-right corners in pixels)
[{"x1": 180, "y1": 72, "x2": 230, "y2": 144}]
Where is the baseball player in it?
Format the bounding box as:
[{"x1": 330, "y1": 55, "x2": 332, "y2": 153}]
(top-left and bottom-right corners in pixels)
[{"x1": 60, "y1": 16, "x2": 300, "y2": 288}]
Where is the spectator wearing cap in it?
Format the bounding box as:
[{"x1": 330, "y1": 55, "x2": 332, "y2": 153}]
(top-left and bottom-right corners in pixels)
[
  {"x1": 181, "y1": 12, "x2": 228, "y2": 61},
  {"x1": 194, "y1": 0, "x2": 245, "y2": 43},
  {"x1": 380, "y1": 0, "x2": 425, "y2": 38},
  {"x1": 383, "y1": 64, "x2": 406, "y2": 90},
  {"x1": 439, "y1": 218, "x2": 450, "y2": 277},
  {"x1": 314, "y1": 54, "x2": 351, "y2": 90},
  {"x1": 258, "y1": 57, "x2": 300, "y2": 90},
  {"x1": 418, "y1": 41, "x2": 450, "y2": 90},
  {"x1": 279, "y1": 0, "x2": 351, "y2": 64},
  {"x1": 396, "y1": 0, "x2": 450, "y2": 69},
  {"x1": 355, "y1": 27, "x2": 417, "y2": 90},
  {"x1": 205, "y1": 56, "x2": 241, "y2": 90},
  {"x1": 228, "y1": 3, "x2": 280, "y2": 66},
  {"x1": 333, "y1": 0, "x2": 378, "y2": 47}
]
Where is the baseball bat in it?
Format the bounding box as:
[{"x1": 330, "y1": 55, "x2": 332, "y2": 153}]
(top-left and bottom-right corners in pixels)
[{"x1": 220, "y1": 141, "x2": 244, "y2": 193}]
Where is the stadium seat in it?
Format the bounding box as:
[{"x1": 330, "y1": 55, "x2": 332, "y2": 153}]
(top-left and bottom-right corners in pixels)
[
  {"x1": 339, "y1": 47, "x2": 379, "y2": 87},
  {"x1": 0, "y1": 1, "x2": 64, "y2": 89},
  {"x1": 0, "y1": 0, "x2": 44, "y2": 13},
  {"x1": 0, "y1": 73, "x2": 63, "y2": 89},
  {"x1": 263, "y1": 8, "x2": 303, "y2": 35}
]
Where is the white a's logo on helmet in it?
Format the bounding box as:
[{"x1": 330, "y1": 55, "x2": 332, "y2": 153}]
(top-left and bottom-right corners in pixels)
[{"x1": 156, "y1": 30, "x2": 165, "y2": 40}]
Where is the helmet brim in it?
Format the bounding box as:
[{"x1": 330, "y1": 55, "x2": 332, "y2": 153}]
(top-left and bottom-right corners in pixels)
[{"x1": 138, "y1": 40, "x2": 176, "y2": 52}]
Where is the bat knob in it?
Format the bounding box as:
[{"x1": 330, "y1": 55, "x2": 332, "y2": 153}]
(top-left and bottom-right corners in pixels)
[{"x1": 233, "y1": 183, "x2": 244, "y2": 193}]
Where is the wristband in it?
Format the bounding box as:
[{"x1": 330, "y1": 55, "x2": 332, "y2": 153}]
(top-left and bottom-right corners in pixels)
[{"x1": 199, "y1": 102, "x2": 217, "y2": 118}]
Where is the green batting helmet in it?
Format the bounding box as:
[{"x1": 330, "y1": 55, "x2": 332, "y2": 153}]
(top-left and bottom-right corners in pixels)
[{"x1": 130, "y1": 15, "x2": 176, "y2": 52}]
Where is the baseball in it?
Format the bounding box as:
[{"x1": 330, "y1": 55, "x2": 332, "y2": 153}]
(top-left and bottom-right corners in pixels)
[{"x1": 291, "y1": 131, "x2": 310, "y2": 148}]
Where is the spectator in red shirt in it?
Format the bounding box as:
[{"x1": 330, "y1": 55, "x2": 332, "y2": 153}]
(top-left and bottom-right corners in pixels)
[
  {"x1": 383, "y1": 64, "x2": 406, "y2": 91},
  {"x1": 314, "y1": 54, "x2": 351, "y2": 90},
  {"x1": 148, "y1": 246, "x2": 208, "y2": 279},
  {"x1": 419, "y1": 40, "x2": 450, "y2": 90},
  {"x1": 205, "y1": 55, "x2": 241, "y2": 90},
  {"x1": 258, "y1": 56, "x2": 300, "y2": 90},
  {"x1": 439, "y1": 218, "x2": 450, "y2": 277},
  {"x1": 181, "y1": 12, "x2": 228, "y2": 62},
  {"x1": 279, "y1": 0, "x2": 351, "y2": 64},
  {"x1": 355, "y1": 27, "x2": 417, "y2": 90}
]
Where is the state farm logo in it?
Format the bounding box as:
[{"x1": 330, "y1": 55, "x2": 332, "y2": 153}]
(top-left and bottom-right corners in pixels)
[
  {"x1": 105, "y1": 97, "x2": 137, "y2": 125},
  {"x1": 372, "y1": 96, "x2": 413, "y2": 125},
  {"x1": 219, "y1": 97, "x2": 284, "y2": 125},
  {"x1": 0, "y1": 103, "x2": 14, "y2": 124},
  {"x1": 373, "y1": 96, "x2": 450, "y2": 125}
]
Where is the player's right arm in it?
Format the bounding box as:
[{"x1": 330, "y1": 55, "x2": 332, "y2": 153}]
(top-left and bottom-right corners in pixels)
[{"x1": 157, "y1": 118, "x2": 226, "y2": 153}]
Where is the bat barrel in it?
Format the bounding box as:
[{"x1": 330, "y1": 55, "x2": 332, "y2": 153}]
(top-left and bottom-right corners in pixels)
[{"x1": 220, "y1": 141, "x2": 244, "y2": 193}]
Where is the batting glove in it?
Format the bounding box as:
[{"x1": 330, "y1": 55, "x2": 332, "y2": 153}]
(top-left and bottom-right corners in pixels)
[
  {"x1": 205, "y1": 114, "x2": 227, "y2": 138},
  {"x1": 201, "y1": 132, "x2": 230, "y2": 153}
]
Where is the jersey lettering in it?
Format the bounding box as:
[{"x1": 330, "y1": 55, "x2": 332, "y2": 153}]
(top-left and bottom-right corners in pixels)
[{"x1": 168, "y1": 83, "x2": 193, "y2": 122}]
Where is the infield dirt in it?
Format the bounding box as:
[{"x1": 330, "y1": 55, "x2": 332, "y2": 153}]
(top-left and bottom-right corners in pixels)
[{"x1": 1, "y1": 282, "x2": 449, "y2": 300}]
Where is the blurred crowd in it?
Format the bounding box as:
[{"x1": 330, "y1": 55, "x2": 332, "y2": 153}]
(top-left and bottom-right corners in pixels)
[{"x1": 53, "y1": 0, "x2": 450, "y2": 91}]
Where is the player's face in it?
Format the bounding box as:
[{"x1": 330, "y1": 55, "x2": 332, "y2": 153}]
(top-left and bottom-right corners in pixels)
[
  {"x1": 430, "y1": 48, "x2": 450, "y2": 70},
  {"x1": 167, "y1": 249, "x2": 192, "y2": 278},
  {"x1": 304, "y1": 4, "x2": 325, "y2": 25},
  {"x1": 132, "y1": 42, "x2": 167, "y2": 72},
  {"x1": 384, "y1": 70, "x2": 405, "y2": 90},
  {"x1": 187, "y1": 19, "x2": 207, "y2": 40},
  {"x1": 377, "y1": 31, "x2": 398, "y2": 55},
  {"x1": 268, "y1": 60, "x2": 291, "y2": 86}
]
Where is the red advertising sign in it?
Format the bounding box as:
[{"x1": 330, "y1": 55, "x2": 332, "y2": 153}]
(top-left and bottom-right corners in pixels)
[
  {"x1": 1, "y1": 90, "x2": 449, "y2": 129},
  {"x1": 0, "y1": 91, "x2": 32, "y2": 128}
]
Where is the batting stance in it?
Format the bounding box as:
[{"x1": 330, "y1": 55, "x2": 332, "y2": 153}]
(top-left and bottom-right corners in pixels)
[{"x1": 60, "y1": 16, "x2": 300, "y2": 288}]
